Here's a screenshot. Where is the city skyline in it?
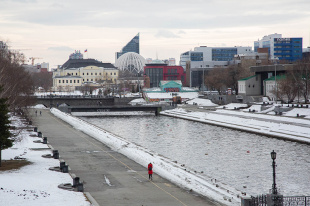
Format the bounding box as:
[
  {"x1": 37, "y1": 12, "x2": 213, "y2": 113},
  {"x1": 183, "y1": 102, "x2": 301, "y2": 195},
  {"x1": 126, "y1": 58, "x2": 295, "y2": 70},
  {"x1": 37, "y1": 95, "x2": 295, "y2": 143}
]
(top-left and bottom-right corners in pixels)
[{"x1": 1, "y1": 0, "x2": 310, "y2": 69}]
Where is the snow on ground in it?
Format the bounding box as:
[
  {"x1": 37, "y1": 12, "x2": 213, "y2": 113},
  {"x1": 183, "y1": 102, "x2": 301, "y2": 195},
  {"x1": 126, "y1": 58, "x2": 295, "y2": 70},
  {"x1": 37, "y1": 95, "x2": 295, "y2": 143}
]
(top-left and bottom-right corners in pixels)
[
  {"x1": 146, "y1": 92, "x2": 199, "y2": 99},
  {"x1": 0, "y1": 116, "x2": 91, "y2": 206},
  {"x1": 51, "y1": 108, "x2": 242, "y2": 206},
  {"x1": 282, "y1": 108, "x2": 310, "y2": 117},
  {"x1": 162, "y1": 108, "x2": 310, "y2": 144},
  {"x1": 128, "y1": 98, "x2": 146, "y2": 105},
  {"x1": 30, "y1": 104, "x2": 48, "y2": 109},
  {"x1": 186, "y1": 98, "x2": 218, "y2": 106},
  {"x1": 34, "y1": 91, "x2": 83, "y2": 96},
  {"x1": 217, "y1": 103, "x2": 248, "y2": 110}
]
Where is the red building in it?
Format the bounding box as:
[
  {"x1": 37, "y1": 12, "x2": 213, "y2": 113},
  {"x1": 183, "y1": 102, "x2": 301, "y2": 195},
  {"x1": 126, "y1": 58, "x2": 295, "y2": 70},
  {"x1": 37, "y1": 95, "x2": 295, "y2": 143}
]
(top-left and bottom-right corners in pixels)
[{"x1": 144, "y1": 60, "x2": 186, "y2": 88}]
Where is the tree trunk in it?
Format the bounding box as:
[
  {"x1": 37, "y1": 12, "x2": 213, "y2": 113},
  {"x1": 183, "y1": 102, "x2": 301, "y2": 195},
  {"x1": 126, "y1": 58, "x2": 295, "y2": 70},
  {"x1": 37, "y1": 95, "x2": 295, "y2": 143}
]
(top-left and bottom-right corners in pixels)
[{"x1": 0, "y1": 148, "x2": 2, "y2": 167}]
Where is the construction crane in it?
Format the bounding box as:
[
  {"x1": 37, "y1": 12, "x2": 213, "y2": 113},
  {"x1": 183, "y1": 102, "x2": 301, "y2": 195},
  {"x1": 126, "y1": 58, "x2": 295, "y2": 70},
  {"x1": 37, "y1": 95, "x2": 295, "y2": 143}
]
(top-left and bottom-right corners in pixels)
[{"x1": 29, "y1": 57, "x2": 43, "y2": 65}]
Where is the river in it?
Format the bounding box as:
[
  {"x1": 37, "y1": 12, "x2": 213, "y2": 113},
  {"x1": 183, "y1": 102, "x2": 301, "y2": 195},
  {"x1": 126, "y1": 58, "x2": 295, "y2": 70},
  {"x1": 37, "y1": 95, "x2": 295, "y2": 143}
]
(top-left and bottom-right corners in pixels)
[{"x1": 79, "y1": 113, "x2": 310, "y2": 196}]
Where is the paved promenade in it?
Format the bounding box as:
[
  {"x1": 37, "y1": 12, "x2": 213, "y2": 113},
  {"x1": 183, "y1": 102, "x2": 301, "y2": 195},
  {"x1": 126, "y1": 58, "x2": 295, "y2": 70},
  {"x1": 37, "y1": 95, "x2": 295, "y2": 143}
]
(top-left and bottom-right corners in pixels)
[{"x1": 31, "y1": 109, "x2": 219, "y2": 206}]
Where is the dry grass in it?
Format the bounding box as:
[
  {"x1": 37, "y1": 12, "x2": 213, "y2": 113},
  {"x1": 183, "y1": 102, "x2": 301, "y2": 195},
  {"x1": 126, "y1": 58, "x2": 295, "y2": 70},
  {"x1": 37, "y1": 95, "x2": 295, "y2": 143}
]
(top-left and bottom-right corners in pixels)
[{"x1": 0, "y1": 160, "x2": 31, "y2": 171}]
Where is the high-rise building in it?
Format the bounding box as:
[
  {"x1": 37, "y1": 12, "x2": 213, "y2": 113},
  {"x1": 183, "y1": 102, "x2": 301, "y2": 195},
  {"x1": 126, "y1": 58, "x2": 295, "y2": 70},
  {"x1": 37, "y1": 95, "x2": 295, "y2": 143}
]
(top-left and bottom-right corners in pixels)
[
  {"x1": 254, "y1": 33, "x2": 302, "y2": 62},
  {"x1": 180, "y1": 46, "x2": 252, "y2": 69},
  {"x1": 116, "y1": 33, "x2": 140, "y2": 61}
]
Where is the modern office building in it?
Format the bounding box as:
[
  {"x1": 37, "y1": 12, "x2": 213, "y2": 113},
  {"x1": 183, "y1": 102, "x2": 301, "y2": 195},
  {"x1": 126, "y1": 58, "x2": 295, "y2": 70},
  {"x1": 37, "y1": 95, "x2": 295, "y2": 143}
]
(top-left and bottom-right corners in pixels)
[
  {"x1": 144, "y1": 60, "x2": 186, "y2": 88},
  {"x1": 254, "y1": 33, "x2": 302, "y2": 62},
  {"x1": 116, "y1": 33, "x2": 140, "y2": 61},
  {"x1": 180, "y1": 46, "x2": 252, "y2": 69}
]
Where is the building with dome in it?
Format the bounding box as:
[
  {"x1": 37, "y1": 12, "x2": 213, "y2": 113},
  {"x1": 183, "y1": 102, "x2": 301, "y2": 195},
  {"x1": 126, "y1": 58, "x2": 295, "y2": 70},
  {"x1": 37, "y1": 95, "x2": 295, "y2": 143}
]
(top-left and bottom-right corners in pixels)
[{"x1": 115, "y1": 52, "x2": 146, "y2": 74}]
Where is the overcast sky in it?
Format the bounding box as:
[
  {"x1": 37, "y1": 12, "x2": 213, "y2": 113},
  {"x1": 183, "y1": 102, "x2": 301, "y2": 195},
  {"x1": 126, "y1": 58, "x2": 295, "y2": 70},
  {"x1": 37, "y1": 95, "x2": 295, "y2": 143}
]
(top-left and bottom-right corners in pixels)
[{"x1": 1, "y1": 0, "x2": 310, "y2": 69}]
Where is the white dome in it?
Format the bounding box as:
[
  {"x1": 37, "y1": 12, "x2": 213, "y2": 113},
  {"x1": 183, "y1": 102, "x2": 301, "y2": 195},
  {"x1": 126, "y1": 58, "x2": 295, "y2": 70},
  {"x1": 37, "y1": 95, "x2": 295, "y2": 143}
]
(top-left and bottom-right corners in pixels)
[{"x1": 115, "y1": 52, "x2": 146, "y2": 74}]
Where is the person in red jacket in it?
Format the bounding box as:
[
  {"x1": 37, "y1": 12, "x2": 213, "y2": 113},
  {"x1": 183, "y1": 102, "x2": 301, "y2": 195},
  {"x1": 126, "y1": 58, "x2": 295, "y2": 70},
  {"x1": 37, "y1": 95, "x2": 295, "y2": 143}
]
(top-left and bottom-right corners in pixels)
[{"x1": 148, "y1": 163, "x2": 153, "y2": 180}]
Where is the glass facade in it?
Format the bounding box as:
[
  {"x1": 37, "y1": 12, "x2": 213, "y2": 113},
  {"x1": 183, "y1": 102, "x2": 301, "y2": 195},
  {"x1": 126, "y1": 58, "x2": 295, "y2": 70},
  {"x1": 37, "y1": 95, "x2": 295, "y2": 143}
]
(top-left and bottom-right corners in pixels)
[
  {"x1": 273, "y1": 38, "x2": 302, "y2": 61},
  {"x1": 254, "y1": 42, "x2": 259, "y2": 52},
  {"x1": 116, "y1": 33, "x2": 140, "y2": 59},
  {"x1": 190, "y1": 52, "x2": 203, "y2": 61},
  {"x1": 145, "y1": 68, "x2": 163, "y2": 87},
  {"x1": 191, "y1": 70, "x2": 203, "y2": 88},
  {"x1": 212, "y1": 48, "x2": 237, "y2": 61}
]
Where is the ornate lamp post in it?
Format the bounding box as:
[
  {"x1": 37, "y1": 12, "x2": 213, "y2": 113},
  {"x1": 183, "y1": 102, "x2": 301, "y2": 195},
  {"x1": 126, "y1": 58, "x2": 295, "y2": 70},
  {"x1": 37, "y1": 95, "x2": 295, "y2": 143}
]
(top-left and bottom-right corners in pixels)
[{"x1": 271, "y1": 150, "x2": 278, "y2": 195}]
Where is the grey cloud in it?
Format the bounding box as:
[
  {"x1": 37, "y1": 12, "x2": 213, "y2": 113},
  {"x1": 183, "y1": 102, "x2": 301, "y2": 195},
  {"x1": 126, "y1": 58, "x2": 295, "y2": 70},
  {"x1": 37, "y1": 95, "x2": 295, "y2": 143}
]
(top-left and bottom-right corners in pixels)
[{"x1": 4, "y1": 0, "x2": 310, "y2": 30}]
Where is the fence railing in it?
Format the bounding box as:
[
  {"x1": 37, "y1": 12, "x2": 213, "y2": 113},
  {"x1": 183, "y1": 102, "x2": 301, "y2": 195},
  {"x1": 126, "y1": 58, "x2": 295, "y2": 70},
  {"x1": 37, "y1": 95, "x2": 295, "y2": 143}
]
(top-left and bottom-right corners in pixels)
[{"x1": 248, "y1": 195, "x2": 310, "y2": 206}]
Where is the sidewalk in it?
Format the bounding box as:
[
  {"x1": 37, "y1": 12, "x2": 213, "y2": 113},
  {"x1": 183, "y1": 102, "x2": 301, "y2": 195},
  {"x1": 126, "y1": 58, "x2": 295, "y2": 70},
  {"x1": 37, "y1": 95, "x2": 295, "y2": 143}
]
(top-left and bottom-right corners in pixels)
[{"x1": 30, "y1": 109, "x2": 219, "y2": 206}]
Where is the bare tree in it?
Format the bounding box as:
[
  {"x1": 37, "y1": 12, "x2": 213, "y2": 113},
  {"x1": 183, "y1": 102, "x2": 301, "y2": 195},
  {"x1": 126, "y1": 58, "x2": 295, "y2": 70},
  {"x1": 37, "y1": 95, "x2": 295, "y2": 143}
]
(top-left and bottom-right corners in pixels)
[
  {"x1": 31, "y1": 72, "x2": 53, "y2": 91},
  {"x1": 205, "y1": 68, "x2": 227, "y2": 94},
  {"x1": 0, "y1": 48, "x2": 35, "y2": 110}
]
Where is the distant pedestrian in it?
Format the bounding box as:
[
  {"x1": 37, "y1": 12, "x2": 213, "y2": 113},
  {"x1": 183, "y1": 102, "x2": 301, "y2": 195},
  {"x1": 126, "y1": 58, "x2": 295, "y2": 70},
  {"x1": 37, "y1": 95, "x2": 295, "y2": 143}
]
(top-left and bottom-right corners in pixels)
[
  {"x1": 35, "y1": 110, "x2": 37, "y2": 116},
  {"x1": 148, "y1": 162, "x2": 153, "y2": 180},
  {"x1": 40, "y1": 111, "x2": 42, "y2": 116}
]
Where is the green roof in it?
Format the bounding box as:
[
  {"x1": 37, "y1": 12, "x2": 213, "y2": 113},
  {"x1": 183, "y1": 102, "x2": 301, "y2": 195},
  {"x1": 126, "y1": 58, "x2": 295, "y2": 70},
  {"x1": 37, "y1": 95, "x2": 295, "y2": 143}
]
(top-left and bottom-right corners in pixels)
[
  {"x1": 238, "y1": 75, "x2": 256, "y2": 81},
  {"x1": 264, "y1": 75, "x2": 286, "y2": 81}
]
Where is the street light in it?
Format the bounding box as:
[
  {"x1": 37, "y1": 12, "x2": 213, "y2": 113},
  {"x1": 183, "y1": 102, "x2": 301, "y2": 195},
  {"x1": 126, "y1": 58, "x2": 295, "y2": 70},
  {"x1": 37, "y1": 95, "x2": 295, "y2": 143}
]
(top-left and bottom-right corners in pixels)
[
  {"x1": 271, "y1": 150, "x2": 278, "y2": 195},
  {"x1": 274, "y1": 58, "x2": 279, "y2": 102}
]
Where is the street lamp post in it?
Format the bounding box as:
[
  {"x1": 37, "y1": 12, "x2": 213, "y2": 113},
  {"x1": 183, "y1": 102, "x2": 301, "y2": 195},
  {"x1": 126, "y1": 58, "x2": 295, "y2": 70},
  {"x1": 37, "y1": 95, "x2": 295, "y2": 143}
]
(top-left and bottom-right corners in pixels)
[
  {"x1": 271, "y1": 150, "x2": 278, "y2": 195},
  {"x1": 275, "y1": 64, "x2": 277, "y2": 102}
]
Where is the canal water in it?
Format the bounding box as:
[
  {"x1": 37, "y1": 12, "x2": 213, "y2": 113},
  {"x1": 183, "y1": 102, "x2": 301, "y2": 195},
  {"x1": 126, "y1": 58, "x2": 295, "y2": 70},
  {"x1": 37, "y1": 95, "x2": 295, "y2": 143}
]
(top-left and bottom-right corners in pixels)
[{"x1": 79, "y1": 113, "x2": 310, "y2": 196}]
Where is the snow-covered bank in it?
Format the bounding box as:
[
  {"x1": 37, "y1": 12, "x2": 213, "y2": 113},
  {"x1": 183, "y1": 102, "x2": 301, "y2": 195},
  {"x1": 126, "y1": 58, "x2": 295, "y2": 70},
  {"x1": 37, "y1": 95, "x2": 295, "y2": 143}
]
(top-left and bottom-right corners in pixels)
[
  {"x1": 51, "y1": 108, "x2": 245, "y2": 205},
  {"x1": 161, "y1": 108, "x2": 310, "y2": 144},
  {"x1": 0, "y1": 115, "x2": 91, "y2": 206}
]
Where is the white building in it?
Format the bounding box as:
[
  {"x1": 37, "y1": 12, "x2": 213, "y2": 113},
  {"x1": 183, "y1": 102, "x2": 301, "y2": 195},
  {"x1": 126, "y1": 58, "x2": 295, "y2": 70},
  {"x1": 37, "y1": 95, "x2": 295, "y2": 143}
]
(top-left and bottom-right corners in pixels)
[
  {"x1": 238, "y1": 75, "x2": 262, "y2": 96},
  {"x1": 254, "y1": 33, "x2": 282, "y2": 60},
  {"x1": 53, "y1": 58, "x2": 119, "y2": 91},
  {"x1": 180, "y1": 46, "x2": 252, "y2": 69}
]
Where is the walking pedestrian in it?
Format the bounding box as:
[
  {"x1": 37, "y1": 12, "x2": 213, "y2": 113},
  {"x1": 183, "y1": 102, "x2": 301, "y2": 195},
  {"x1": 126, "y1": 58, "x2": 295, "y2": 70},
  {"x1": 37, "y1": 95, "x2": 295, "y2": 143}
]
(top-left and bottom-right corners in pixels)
[{"x1": 148, "y1": 162, "x2": 153, "y2": 180}]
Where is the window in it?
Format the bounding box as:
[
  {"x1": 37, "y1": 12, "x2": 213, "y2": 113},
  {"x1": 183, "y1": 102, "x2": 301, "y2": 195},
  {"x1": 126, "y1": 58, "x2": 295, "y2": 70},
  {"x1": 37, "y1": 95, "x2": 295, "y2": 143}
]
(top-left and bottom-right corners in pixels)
[
  {"x1": 71, "y1": 73, "x2": 73, "y2": 75},
  {"x1": 95, "y1": 73, "x2": 97, "y2": 75},
  {"x1": 59, "y1": 80, "x2": 61, "y2": 83},
  {"x1": 66, "y1": 80, "x2": 68, "y2": 83},
  {"x1": 114, "y1": 73, "x2": 116, "y2": 75},
  {"x1": 77, "y1": 80, "x2": 79, "y2": 83},
  {"x1": 91, "y1": 73, "x2": 93, "y2": 75},
  {"x1": 74, "y1": 80, "x2": 76, "y2": 83},
  {"x1": 63, "y1": 80, "x2": 64, "y2": 83},
  {"x1": 83, "y1": 73, "x2": 84, "y2": 75},
  {"x1": 76, "y1": 73, "x2": 78, "y2": 75},
  {"x1": 110, "y1": 72, "x2": 112, "y2": 75},
  {"x1": 70, "y1": 80, "x2": 72, "y2": 83},
  {"x1": 87, "y1": 73, "x2": 89, "y2": 75}
]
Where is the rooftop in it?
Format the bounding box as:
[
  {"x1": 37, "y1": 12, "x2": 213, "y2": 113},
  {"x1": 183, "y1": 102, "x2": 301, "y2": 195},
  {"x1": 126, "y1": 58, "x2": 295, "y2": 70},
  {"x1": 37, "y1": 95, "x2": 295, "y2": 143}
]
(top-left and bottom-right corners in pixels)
[{"x1": 61, "y1": 59, "x2": 116, "y2": 70}]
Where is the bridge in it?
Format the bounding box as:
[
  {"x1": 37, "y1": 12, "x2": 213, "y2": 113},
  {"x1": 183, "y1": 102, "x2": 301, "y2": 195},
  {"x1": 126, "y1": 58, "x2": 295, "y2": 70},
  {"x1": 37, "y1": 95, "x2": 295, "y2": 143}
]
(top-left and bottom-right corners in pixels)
[
  {"x1": 35, "y1": 95, "x2": 136, "y2": 107},
  {"x1": 59, "y1": 105, "x2": 165, "y2": 116}
]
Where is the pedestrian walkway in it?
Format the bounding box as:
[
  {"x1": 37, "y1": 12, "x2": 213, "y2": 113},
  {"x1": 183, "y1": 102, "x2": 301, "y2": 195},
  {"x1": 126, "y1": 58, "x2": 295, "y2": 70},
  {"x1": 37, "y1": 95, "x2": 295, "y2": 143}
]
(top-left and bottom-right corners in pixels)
[{"x1": 30, "y1": 109, "x2": 218, "y2": 206}]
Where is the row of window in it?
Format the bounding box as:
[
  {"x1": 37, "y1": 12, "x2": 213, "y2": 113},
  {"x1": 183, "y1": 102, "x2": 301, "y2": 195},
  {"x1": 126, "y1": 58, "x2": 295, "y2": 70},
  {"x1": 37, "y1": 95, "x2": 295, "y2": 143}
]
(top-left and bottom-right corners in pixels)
[
  {"x1": 58, "y1": 78, "x2": 114, "y2": 84},
  {"x1": 59, "y1": 79, "x2": 80, "y2": 84},
  {"x1": 66, "y1": 72, "x2": 116, "y2": 76}
]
